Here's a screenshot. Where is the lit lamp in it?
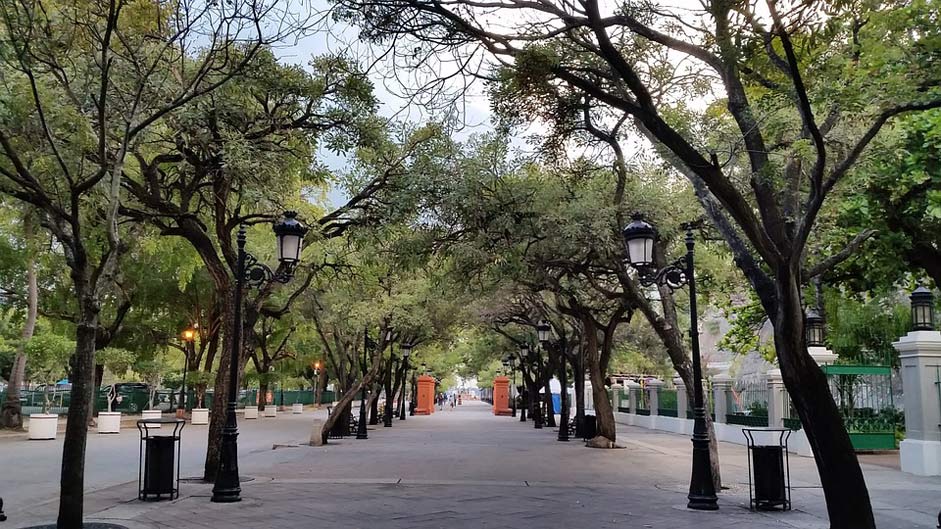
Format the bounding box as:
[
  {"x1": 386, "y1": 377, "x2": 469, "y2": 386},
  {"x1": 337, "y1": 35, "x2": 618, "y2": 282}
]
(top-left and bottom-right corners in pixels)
[
  {"x1": 911, "y1": 287, "x2": 936, "y2": 331},
  {"x1": 805, "y1": 308, "x2": 826, "y2": 347}
]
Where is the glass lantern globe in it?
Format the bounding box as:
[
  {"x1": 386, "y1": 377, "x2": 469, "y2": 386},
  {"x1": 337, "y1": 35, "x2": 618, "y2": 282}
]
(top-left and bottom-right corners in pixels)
[
  {"x1": 273, "y1": 211, "x2": 309, "y2": 265},
  {"x1": 621, "y1": 213, "x2": 656, "y2": 268}
]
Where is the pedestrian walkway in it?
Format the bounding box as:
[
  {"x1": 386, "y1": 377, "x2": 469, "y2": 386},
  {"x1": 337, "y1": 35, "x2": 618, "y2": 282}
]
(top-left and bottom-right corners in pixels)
[{"x1": 4, "y1": 401, "x2": 939, "y2": 528}]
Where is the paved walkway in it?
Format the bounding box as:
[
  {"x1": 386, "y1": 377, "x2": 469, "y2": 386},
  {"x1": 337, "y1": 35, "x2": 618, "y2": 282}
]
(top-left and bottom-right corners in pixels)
[{"x1": 3, "y1": 401, "x2": 939, "y2": 528}]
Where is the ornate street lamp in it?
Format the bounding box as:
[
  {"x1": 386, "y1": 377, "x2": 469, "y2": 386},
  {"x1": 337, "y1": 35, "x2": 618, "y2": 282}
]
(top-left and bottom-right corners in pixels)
[
  {"x1": 519, "y1": 344, "x2": 529, "y2": 422},
  {"x1": 911, "y1": 286, "x2": 936, "y2": 331},
  {"x1": 508, "y1": 356, "x2": 517, "y2": 417},
  {"x1": 212, "y1": 212, "x2": 308, "y2": 503},
  {"x1": 384, "y1": 351, "x2": 397, "y2": 428},
  {"x1": 178, "y1": 326, "x2": 197, "y2": 419},
  {"x1": 538, "y1": 321, "x2": 568, "y2": 442},
  {"x1": 622, "y1": 214, "x2": 717, "y2": 511},
  {"x1": 805, "y1": 308, "x2": 826, "y2": 347},
  {"x1": 399, "y1": 343, "x2": 411, "y2": 420}
]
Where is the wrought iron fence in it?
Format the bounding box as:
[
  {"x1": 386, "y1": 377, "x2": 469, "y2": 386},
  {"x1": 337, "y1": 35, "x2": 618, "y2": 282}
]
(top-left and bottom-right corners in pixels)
[
  {"x1": 824, "y1": 365, "x2": 900, "y2": 450},
  {"x1": 636, "y1": 386, "x2": 650, "y2": 415},
  {"x1": 727, "y1": 378, "x2": 769, "y2": 427},
  {"x1": 659, "y1": 388, "x2": 678, "y2": 417}
]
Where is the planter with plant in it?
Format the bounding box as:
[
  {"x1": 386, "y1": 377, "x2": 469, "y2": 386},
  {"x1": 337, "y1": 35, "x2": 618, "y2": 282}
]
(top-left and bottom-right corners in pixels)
[
  {"x1": 24, "y1": 331, "x2": 73, "y2": 440},
  {"x1": 96, "y1": 347, "x2": 134, "y2": 434},
  {"x1": 136, "y1": 358, "x2": 167, "y2": 427}
]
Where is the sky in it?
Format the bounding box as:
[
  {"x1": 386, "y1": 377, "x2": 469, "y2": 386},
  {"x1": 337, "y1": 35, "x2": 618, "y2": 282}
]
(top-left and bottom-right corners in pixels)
[{"x1": 270, "y1": 8, "x2": 499, "y2": 209}]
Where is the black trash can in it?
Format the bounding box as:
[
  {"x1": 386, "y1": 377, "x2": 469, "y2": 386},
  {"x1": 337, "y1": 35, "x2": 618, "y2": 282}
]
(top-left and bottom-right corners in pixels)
[
  {"x1": 137, "y1": 418, "x2": 184, "y2": 501},
  {"x1": 582, "y1": 414, "x2": 597, "y2": 440},
  {"x1": 743, "y1": 428, "x2": 792, "y2": 511}
]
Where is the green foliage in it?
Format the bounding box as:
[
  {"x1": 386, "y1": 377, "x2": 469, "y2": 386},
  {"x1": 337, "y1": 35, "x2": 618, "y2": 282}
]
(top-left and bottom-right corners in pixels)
[
  {"x1": 24, "y1": 328, "x2": 74, "y2": 386},
  {"x1": 825, "y1": 293, "x2": 910, "y2": 367}
]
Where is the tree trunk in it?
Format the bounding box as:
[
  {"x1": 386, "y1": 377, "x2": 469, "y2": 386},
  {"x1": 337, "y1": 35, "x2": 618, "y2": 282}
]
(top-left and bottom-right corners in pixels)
[
  {"x1": 543, "y1": 375, "x2": 556, "y2": 427},
  {"x1": 773, "y1": 266, "x2": 874, "y2": 529},
  {"x1": 368, "y1": 388, "x2": 380, "y2": 424},
  {"x1": 320, "y1": 380, "x2": 364, "y2": 439},
  {"x1": 258, "y1": 381, "x2": 269, "y2": 411},
  {"x1": 203, "y1": 286, "x2": 235, "y2": 481},
  {"x1": 0, "y1": 240, "x2": 37, "y2": 429},
  {"x1": 589, "y1": 364, "x2": 616, "y2": 442},
  {"x1": 57, "y1": 300, "x2": 99, "y2": 528},
  {"x1": 315, "y1": 369, "x2": 326, "y2": 405}
]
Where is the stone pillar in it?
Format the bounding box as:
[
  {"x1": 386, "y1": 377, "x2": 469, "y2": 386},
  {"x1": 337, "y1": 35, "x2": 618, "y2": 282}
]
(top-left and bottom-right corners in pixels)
[
  {"x1": 895, "y1": 330, "x2": 941, "y2": 475},
  {"x1": 584, "y1": 380, "x2": 594, "y2": 412},
  {"x1": 492, "y1": 376, "x2": 512, "y2": 416},
  {"x1": 808, "y1": 345, "x2": 839, "y2": 366},
  {"x1": 647, "y1": 379, "x2": 663, "y2": 416},
  {"x1": 712, "y1": 374, "x2": 731, "y2": 424},
  {"x1": 415, "y1": 375, "x2": 435, "y2": 415},
  {"x1": 766, "y1": 368, "x2": 786, "y2": 428},
  {"x1": 611, "y1": 383, "x2": 623, "y2": 411},
  {"x1": 674, "y1": 377, "x2": 688, "y2": 420},
  {"x1": 627, "y1": 381, "x2": 640, "y2": 414}
]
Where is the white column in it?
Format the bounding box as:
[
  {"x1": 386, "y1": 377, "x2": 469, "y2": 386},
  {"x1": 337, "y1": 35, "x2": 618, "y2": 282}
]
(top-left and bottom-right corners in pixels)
[
  {"x1": 584, "y1": 380, "x2": 594, "y2": 412},
  {"x1": 766, "y1": 368, "x2": 786, "y2": 428},
  {"x1": 627, "y1": 381, "x2": 640, "y2": 414},
  {"x1": 712, "y1": 374, "x2": 731, "y2": 424},
  {"x1": 647, "y1": 379, "x2": 663, "y2": 416},
  {"x1": 808, "y1": 345, "x2": 839, "y2": 366},
  {"x1": 674, "y1": 377, "x2": 688, "y2": 419},
  {"x1": 611, "y1": 383, "x2": 623, "y2": 410},
  {"x1": 895, "y1": 330, "x2": 941, "y2": 475}
]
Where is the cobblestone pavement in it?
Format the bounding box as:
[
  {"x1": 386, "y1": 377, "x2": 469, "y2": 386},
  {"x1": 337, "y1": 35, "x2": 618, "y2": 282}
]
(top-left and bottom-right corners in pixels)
[{"x1": 5, "y1": 401, "x2": 940, "y2": 528}]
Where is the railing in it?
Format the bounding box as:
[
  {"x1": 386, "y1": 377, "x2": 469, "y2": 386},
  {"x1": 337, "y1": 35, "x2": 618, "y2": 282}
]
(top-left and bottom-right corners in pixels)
[
  {"x1": 659, "y1": 388, "x2": 678, "y2": 417},
  {"x1": 635, "y1": 386, "x2": 650, "y2": 415},
  {"x1": 726, "y1": 378, "x2": 768, "y2": 427}
]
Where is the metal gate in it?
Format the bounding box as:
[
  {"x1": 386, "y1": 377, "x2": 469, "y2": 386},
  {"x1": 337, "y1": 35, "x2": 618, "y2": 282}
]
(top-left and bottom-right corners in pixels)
[{"x1": 823, "y1": 365, "x2": 899, "y2": 451}]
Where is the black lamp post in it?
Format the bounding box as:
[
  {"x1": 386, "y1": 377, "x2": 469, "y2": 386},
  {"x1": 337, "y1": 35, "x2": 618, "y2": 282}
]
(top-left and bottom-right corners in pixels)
[
  {"x1": 178, "y1": 326, "x2": 196, "y2": 419},
  {"x1": 538, "y1": 320, "x2": 569, "y2": 442},
  {"x1": 384, "y1": 350, "x2": 396, "y2": 428},
  {"x1": 212, "y1": 211, "x2": 308, "y2": 503},
  {"x1": 911, "y1": 286, "x2": 936, "y2": 331},
  {"x1": 531, "y1": 344, "x2": 543, "y2": 430},
  {"x1": 805, "y1": 308, "x2": 826, "y2": 347},
  {"x1": 508, "y1": 356, "x2": 517, "y2": 417},
  {"x1": 311, "y1": 363, "x2": 321, "y2": 406},
  {"x1": 399, "y1": 343, "x2": 411, "y2": 420},
  {"x1": 622, "y1": 213, "x2": 717, "y2": 511},
  {"x1": 519, "y1": 344, "x2": 529, "y2": 422},
  {"x1": 356, "y1": 331, "x2": 371, "y2": 440}
]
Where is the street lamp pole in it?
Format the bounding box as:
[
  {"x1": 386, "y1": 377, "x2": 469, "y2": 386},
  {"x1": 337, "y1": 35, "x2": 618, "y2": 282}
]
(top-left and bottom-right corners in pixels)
[
  {"x1": 622, "y1": 214, "x2": 717, "y2": 511},
  {"x1": 509, "y1": 357, "x2": 517, "y2": 417},
  {"x1": 384, "y1": 348, "x2": 396, "y2": 428},
  {"x1": 538, "y1": 320, "x2": 568, "y2": 442},
  {"x1": 212, "y1": 212, "x2": 308, "y2": 503},
  {"x1": 519, "y1": 344, "x2": 529, "y2": 422},
  {"x1": 356, "y1": 330, "x2": 370, "y2": 440},
  {"x1": 178, "y1": 327, "x2": 196, "y2": 419},
  {"x1": 400, "y1": 343, "x2": 411, "y2": 420}
]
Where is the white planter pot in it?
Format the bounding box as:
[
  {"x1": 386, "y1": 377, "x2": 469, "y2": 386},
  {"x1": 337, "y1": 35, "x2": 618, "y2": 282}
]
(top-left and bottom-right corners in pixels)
[
  {"x1": 98, "y1": 412, "x2": 122, "y2": 434},
  {"x1": 292, "y1": 403, "x2": 304, "y2": 414},
  {"x1": 263, "y1": 407, "x2": 277, "y2": 418},
  {"x1": 244, "y1": 407, "x2": 258, "y2": 419},
  {"x1": 28, "y1": 414, "x2": 59, "y2": 440},
  {"x1": 191, "y1": 408, "x2": 209, "y2": 425},
  {"x1": 141, "y1": 409, "x2": 162, "y2": 428}
]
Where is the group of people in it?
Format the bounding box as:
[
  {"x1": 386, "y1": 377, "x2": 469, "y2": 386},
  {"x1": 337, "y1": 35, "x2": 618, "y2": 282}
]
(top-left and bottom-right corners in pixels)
[{"x1": 436, "y1": 393, "x2": 458, "y2": 411}]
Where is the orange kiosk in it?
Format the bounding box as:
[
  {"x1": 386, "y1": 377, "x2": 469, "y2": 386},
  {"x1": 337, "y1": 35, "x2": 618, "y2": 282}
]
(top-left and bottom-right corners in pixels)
[
  {"x1": 492, "y1": 376, "x2": 512, "y2": 416},
  {"x1": 415, "y1": 375, "x2": 436, "y2": 415}
]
